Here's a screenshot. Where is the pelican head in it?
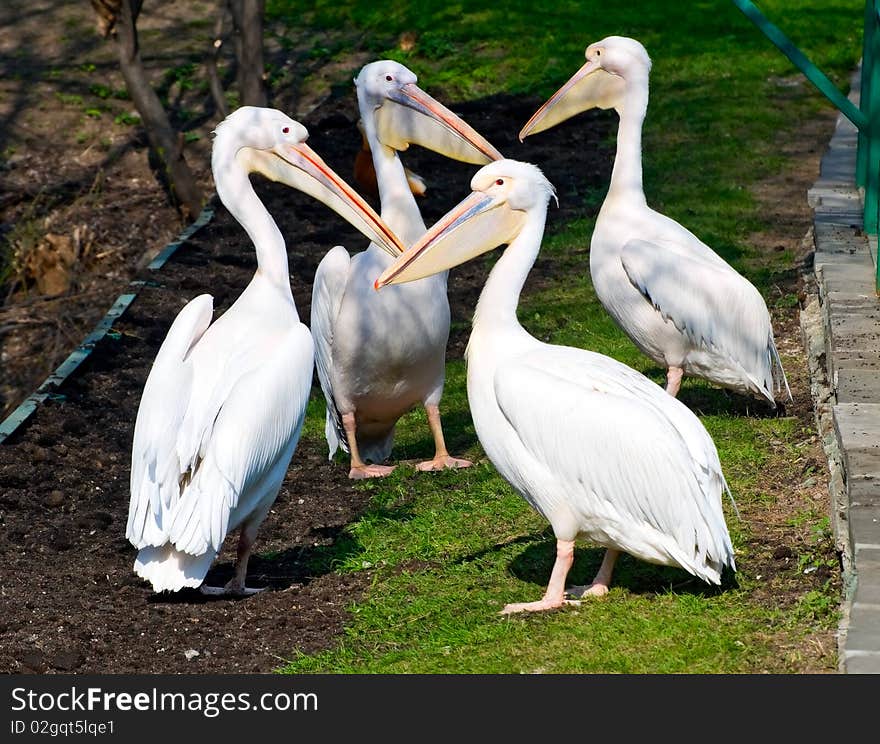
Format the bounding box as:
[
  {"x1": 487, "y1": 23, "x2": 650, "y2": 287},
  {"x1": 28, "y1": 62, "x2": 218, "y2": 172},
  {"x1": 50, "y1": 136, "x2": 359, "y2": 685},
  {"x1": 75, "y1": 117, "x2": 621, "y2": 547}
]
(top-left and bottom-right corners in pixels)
[
  {"x1": 519, "y1": 36, "x2": 652, "y2": 140},
  {"x1": 213, "y1": 106, "x2": 404, "y2": 256},
  {"x1": 355, "y1": 60, "x2": 503, "y2": 164},
  {"x1": 376, "y1": 159, "x2": 554, "y2": 287}
]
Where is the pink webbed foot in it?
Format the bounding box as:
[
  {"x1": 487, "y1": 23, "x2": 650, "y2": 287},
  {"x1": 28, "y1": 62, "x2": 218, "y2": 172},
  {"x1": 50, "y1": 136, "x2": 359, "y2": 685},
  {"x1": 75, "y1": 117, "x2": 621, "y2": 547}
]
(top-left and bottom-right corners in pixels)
[
  {"x1": 500, "y1": 538, "x2": 581, "y2": 615},
  {"x1": 349, "y1": 463, "x2": 396, "y2": 480},
  {"x1": 415, "y1": 455, "x2": 473, "y2": 472},
  {"x1": 500, "y1": 597, "x2": 582, "y2": 615}
]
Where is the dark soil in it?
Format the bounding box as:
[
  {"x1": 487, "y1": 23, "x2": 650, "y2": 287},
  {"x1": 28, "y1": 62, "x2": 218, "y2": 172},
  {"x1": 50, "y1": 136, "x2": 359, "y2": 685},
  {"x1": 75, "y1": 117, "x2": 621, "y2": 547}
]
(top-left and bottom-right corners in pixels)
[{"x1": 0, "y1": 92, "x2": 614, "y2": 674}]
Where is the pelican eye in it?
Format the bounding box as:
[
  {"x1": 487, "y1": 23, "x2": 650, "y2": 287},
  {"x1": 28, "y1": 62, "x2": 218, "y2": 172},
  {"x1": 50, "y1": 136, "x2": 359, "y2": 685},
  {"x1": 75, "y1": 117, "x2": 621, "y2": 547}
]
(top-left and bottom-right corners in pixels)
[
  {"x1": 385, "y1": 74, "x2": 393, "y2": 81},
  {"x1": 495, "y1": 179, "x2": 504, "y2": 186},
  {"x1": 282, "y1": 126, "x2": 290, "y2": 134}
]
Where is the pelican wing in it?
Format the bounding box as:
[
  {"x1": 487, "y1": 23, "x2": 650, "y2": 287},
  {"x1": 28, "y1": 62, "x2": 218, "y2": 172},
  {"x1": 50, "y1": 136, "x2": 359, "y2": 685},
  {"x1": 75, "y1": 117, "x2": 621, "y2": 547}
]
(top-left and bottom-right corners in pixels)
[
  {"x1": 311, "y1": 245, "x2": 351, "y2": 457},
  {"x1": 168, "y1": 325, "x2": 314, "y2": 555},
  {"x1": 493, "y1": 346, "x2": 734, "y2": 580},
  {"x1": 620, "y1": 237, "x2": 775, "y2": 392},
  {"x1": 127, "y1": 294, "x2": 214, "y2": 549}
]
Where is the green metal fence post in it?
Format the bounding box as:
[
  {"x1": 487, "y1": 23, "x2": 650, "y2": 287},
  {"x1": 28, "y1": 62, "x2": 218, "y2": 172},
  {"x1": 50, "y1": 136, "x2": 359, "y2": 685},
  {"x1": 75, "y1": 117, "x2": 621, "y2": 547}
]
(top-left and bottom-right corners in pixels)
[
  {"x1": 865, "y1": 2, "x2": 880, "y2": 294},
  {"x1": 856, "y1": 0, "x2": 874, "y2": 187},
  {"x1": 861, "y1": 2, "x2": 880, "y2": 236}
]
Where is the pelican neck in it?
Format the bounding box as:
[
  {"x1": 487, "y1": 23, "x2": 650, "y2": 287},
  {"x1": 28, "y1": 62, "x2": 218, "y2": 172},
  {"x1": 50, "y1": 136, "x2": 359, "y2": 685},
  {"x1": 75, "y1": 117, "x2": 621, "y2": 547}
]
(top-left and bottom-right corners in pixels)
[
  {"x1": 473, "y1": 208, "x2": 547, "y2": 332},
  {"x1": 606, "y1": 73, "x2": 650, "y2": 205},
  {"x1": 213, "y1": 147, "x2": 294, "y2": 297},
  {"x1": 357, "y1": 100, "x2": 427, "y2": 245},
  {"x1": 369, "y1": 139, "x2": 427, "y2": 246}
]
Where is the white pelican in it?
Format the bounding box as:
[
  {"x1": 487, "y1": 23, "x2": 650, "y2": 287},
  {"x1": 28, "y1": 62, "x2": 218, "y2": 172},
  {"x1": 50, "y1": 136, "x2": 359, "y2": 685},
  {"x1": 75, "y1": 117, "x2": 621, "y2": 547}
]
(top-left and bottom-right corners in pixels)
[
  {"x1": 311, "y1": 60, "x2": 503, "y2": 479},
  {"x1": 520, "y1": 36, "x2": 791, "y2": 406},
  {"x1": 376, "y1": 159, "x2": 736, "y2": 613},
  {"x1": 126, "y1": 106, "x2": 404, "y2": 594}
]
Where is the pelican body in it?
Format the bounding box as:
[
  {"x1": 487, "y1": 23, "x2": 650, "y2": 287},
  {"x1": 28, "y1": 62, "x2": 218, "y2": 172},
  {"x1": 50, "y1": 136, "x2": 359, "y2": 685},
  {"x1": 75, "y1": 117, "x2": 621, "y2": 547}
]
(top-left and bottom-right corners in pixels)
[
  {"x1": 520, "y1": 36, "x2": 790, "y2": 406},
  {"x1": 377, "y1": 159, "x2": 736, "y2": 613},
  {"x1": 126, "y1": 106, "x2": 403, "y2": 594},
  {"x1": 311, "y1": 60, "x2": 503, "y2": 479}
]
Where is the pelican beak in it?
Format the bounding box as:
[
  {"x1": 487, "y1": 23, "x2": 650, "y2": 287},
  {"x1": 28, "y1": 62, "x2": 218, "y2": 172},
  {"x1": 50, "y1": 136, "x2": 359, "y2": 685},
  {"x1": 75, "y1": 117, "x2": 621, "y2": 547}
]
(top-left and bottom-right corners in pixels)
[
  {"x1": 375, "y1": 190, "x2": 525, "y2": 288},
  {"x1": 250, "y1": 142, "x2": 406, "y2": 257},
  {"x1": 519, "y1": 58, "x2": 623, "y2": 141},
  {"x1": 376, "y1": 82, "x2": 503, "y2": 164}
]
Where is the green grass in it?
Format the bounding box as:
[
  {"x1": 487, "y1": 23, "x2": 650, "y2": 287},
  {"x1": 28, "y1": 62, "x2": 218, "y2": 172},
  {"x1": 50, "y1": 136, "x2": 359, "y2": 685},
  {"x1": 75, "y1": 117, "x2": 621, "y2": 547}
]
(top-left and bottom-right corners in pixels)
[{"x1": 264, "y1": 1, "x2": 857, "y2": 673}]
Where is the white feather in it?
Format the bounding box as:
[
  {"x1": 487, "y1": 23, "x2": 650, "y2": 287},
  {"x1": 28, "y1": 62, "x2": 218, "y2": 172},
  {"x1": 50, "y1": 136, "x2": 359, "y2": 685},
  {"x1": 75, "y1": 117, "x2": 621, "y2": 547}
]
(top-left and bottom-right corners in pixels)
[{"x1": 311, "y1": 244, "x2": 351, "y2": 458}]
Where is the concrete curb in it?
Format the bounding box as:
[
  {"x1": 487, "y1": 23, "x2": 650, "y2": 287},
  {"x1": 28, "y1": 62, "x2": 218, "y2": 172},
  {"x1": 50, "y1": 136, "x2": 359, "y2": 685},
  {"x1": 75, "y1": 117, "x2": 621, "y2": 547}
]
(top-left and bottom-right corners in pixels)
[{"x1": 804, "y1": 67, "x2": 880, "y2": 674}]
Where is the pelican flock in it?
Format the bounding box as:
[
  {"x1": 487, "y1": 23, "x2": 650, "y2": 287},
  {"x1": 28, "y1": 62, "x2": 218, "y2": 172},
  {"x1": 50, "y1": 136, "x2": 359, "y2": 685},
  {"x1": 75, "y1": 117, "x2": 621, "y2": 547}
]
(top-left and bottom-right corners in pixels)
[
  {"x1": 520, "y1": 36, "x2": 791, "y2": 406},
  {"x1": 121, "y1": 34, "x2": 790, "y2": 623},
  {"x1": 310, "y1": 60, "x2": 503, "y2": 479},
  {"x1": 126, "y1": 106, "x2": 403, "y2": 594},
  {"x1": 377, "y1": 159, "x2": 736, "y2": 613}
]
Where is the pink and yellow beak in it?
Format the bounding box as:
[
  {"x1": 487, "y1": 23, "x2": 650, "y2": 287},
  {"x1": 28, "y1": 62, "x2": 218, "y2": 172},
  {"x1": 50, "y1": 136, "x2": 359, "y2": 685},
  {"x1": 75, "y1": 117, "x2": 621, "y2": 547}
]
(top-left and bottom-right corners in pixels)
[
  {"x1": 252, "y1": 140, "x2": 406, "y2": 257},
  {"x1": 375, "y1": 189, "x2": 525, "y2": 288},
  {"x1": 519, "y1": 57, "x2": 623, "y2": 141},
  {"x1": 376, "y1": 82, "x2": 503, "y2": 164}
]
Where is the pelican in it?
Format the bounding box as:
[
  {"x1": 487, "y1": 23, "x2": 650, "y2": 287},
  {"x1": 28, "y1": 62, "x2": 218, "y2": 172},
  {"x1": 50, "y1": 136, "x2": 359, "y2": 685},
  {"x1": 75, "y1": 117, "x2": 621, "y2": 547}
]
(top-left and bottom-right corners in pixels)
[
  {"x1": 376, "y1": 159, "x2": 736, "y2": 613},
  {"x1": 126, "y1": 106, "x2": 404, "y2": 594},
  {"x1": 311, "y1": 60, "x2": 503, "y2": 479},
  {"x1": 520, "y1": 36, "x2": 791, "y2": 406}
]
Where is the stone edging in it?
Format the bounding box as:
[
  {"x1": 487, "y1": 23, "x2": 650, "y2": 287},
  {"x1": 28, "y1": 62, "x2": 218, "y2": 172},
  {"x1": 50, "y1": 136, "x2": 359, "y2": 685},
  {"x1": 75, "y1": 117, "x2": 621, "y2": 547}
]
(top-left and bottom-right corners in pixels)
[{"x1": 802, "y1": 67, "x2": 880, "y2": 674}]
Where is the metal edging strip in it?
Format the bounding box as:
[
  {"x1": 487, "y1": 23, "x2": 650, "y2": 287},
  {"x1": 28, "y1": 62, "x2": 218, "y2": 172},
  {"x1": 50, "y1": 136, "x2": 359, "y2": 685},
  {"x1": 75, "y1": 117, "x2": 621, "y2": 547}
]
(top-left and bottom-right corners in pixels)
[
  {"x1": 147, "y1": 206, "x2": 214, "y2": 270},
  {"x1": 0, "y1": 204, "x2": 215, "y2": 444}
]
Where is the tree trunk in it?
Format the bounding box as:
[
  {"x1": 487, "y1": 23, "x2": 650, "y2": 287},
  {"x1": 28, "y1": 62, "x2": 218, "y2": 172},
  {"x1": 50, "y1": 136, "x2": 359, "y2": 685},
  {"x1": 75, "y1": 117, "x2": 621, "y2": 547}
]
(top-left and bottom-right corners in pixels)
[
  {"x1": 113, "y1": 0, "x2": 204, "y2": 219},
  {"x1": 206, "y1": 1, "x2": 230, "y2": 118},
  {"x1": 228, "y1": 0, "x2": 267, "y2": 107}
]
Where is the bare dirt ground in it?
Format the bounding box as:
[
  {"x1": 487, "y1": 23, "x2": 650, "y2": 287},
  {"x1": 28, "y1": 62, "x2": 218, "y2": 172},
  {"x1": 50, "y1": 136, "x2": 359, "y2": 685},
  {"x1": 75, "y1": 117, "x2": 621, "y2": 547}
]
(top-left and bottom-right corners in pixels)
[{"x1": 0, "y1": 2, "x2": 841, "y2": 673}]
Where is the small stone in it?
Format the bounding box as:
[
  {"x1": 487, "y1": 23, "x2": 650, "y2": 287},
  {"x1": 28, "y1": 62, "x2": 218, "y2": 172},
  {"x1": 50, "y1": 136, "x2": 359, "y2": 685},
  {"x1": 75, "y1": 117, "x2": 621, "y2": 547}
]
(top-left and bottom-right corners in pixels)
[
  {"x1": 20, "y1": 650, "x2": 47, "y2": 673},
  {"x1": 45, "y1": 490, "x2": 65, "y2": 507},
  {"x1": 773, "y1": 545, "x2": 793, "y2": 560},
  {"x1": 52, "y1": 648, "x2": 83, "y2": 671},
  {"x1": 184, "y1": 649, "x2": 200, "y2": 661}
]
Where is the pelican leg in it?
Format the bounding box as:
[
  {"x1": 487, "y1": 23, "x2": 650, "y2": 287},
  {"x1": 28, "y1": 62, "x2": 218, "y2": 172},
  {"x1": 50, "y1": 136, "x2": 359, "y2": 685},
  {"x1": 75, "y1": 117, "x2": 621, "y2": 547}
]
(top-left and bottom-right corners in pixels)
[
  {"x1": 665, "y1": 366, "x2": 684, "y2": 397},
  {"x1": 344, "y1": 411, "x2": 396, "y2": 480},
  {"x1": 415, "y1": 403, "x2": 473, "y2": 472},
  {"x1": 200, "y1": 520, "x2": 267, "y2": 597},
  {"x1": 500, "y1": 539, "x2": 582, "y2": 614},
  {"x1": 565, "y1": 548, "x2": 620, "y2": 599}
]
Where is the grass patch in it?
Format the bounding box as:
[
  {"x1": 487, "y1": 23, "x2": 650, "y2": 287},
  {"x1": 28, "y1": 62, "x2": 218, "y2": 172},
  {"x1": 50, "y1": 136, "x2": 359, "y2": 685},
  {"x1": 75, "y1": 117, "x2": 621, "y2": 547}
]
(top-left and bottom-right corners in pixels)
[{"x1": 267, "y1": 0, "x2": 859, "y2": 673}]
